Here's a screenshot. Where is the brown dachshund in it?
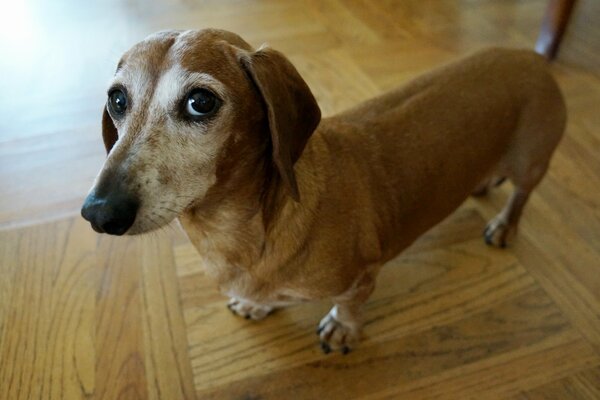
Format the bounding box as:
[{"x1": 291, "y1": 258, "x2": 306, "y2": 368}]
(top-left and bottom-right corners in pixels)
[{"x1": 81, "y1": 29, "x2": 566, "y2": 354}]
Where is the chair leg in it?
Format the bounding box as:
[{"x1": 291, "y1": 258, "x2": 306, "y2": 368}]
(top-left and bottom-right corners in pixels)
[{"x1": 535, "y1": 0, "x2": 577, "y2": 60}]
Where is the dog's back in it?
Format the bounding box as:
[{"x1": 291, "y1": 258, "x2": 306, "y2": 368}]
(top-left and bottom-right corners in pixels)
[{"x1": 302, "y1": 48, "x2": 565, "y2": 260}]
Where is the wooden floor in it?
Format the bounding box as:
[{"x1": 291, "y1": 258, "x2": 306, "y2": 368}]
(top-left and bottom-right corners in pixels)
[{"x1": 1, "y1": 1, "x2": 600, "y2": 399}]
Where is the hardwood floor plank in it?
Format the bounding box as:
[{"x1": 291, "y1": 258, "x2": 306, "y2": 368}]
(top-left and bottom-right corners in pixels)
[
  {"x1": 185, "y1": 231, "x2": 537, "y2": 393},
  {"x1": 367, "y1": 334, "x2": 599, "y2": 400},
  {"x1": 0, "y1": 219, "x2": 96, "y2": 399},
  {"x1": 94, "y1": 233, "x2": 148, "y2": 400},
  {"x1": 472, "y1": 184, "x2": 600, "y2": 354},
  {"x1": 557, "y1": 0, "x2": 600, "y2": 76},
  {"x1": 0, "y1": 128, "x2": 104, "y2": 229},
  {"x1": 516, "y1": 366, "x2": 600, "y2": 400},
  {"x1": 139, "y1": 234, "x2": 196, "y2": 400},
  {"x1": 1, "y1": 1, "x2": 599, "y2": 398},
  {"x1": 304, "y1": 0, "x2": 381, "y2": 45},
  {"x1": 515, "y1": 237, "x2": 600, "y2": 355},
  {"x1": 344, "y1": 40, "x2": 456, "y2": 92},
  {"x1": 0, "y1": 218, "x2": 196, "y2": 399},
  {"x1": 197, "y1": 288, "x2": 580, "y2": 399},
  {"x1": 290, "y1": 49, "x2": 381, "y2": 116}
]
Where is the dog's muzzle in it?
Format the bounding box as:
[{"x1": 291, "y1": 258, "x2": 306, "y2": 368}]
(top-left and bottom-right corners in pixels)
[{"x1": 81, "y1": 191, "x2": 139, "y2": 235}]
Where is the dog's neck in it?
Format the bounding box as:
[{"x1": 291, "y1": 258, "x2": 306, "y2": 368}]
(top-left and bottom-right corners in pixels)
[{"x1": 178, "y1": 130, "x2": 327, "y2": 278}]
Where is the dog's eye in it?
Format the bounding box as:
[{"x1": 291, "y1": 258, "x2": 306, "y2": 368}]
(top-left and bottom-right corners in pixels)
[
  {"x1": 185, "y1": 89, "x2": 219, "y2": 118},
  {"x1": 108, "y1": 89, "x2": 127, "y2": 116}
]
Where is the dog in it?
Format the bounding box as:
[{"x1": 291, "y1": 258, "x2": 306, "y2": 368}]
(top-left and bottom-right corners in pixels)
[{"x1": 81, "y1": 29, "x2": 566, "y2": 354}]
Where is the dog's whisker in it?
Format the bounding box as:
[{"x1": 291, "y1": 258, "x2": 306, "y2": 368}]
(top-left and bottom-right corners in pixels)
[
  {"x1": 153, "y1": 214, "x2": 179, "y2": 235},
  {"x1": 158, "y1": 206, "x2": 180, "y2": 214},
  {"x1": 146, "y1": 216, "x2": 164, "y2": 233}
]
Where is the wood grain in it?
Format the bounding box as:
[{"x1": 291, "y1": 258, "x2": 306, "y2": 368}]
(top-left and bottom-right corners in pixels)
[
  {"x1": 139, "y1": 235, "x2": 196, "y2": 400},
  {"x1": 196, "y1": 289, "x2": 591, "y2": 399},
  {"x1": 1, "y1": 0, "x2": 599, "y2": 399},
  {"x1": 0, "y1": 220, "x2": 194, "y2": 399},
  {"x1": 0, "y1": 219, "x2": 97, "y2": 399},
  {"x1": 517, "y1": 366, "x2": 600, "y2": 399}
]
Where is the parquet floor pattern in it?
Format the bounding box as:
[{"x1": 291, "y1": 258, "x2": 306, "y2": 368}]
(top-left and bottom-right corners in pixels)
[{"x1": 1, "y1": 1, "x2": 599, "y2": 399}]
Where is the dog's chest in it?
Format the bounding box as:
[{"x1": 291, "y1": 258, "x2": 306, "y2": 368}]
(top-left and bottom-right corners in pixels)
[
  {"x1": 179, "y1": 218, "x2": 311, "y2": 306},
  {"x1": 178, "y1": 213, "x2": 274, "y2": 299},
  {"x1": 192, "y1": 243, "x2": 292, "y2": 303}
]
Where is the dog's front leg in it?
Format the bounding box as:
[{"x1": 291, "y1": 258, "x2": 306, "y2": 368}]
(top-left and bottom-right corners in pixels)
[
  {"x1": 227, "y1": 298, "x2": 277, "y2": 321},
  {"x1": 317, "y1": 271, "x2": 376, "y2": 354}
]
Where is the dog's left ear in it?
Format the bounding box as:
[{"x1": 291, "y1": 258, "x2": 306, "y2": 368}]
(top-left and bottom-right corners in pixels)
[
  {"x1": 102, "y1": 107, "x2": 118, "y2": 154},
  {"x1": 240, "y1": 47, "x2": 321, "y2": 201}
]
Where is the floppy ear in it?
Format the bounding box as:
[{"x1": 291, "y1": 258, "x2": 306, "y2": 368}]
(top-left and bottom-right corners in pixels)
[
  {"x1": 240, "y1": 47, "x2": 321, "y2": 201},
  {"x1": 102, "y1": 107, "x2": 118, "y2": 154}
]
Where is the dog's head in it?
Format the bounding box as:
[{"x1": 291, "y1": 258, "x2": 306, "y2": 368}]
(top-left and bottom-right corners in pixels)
[{"x1": 81, "y1": 29, "x2": 321, "y2": 235}]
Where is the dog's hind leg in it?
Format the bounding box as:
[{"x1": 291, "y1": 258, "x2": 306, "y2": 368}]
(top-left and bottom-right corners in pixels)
[
  {"x1": 483, "y1": 65, "x2": 565, "y2": 247},
  {"x1": 483, "y1": 162, "x2": 548, "y2": 247}
]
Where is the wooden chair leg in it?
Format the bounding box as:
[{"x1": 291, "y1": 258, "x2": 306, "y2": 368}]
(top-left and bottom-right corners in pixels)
[{"x1": 535, "y1": 0, "x2": 577, "y2": 59}]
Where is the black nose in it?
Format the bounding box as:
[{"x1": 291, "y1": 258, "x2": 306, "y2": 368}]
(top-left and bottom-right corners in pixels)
[{"x1": 81, "y1": 192, "x2": 139, "y2": 235}]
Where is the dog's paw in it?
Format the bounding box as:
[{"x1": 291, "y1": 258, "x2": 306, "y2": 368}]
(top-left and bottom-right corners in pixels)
[
  {"x1": 484, "y1": 215, "x2": 513, "y2": 248},
  {"x1": 227, "y1": 298, "x2": 275, "y2": 321},
  {"x1": 316, "y1": 309, "x2": 360, "y2": 355}
]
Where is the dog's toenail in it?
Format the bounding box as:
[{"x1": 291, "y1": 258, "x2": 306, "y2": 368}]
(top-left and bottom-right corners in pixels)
[
  {"x1": 320, "y1": 342, "x2": 331, "y2": 354},
  {"x1": 342, "y1": 346, "x2": 350, "y2": 355},
  {"x1": 484, "y1": 234, "x2": 493, "y2": 246},
  {"x1": 245, "y1": 314, "x2": 251, "y2": 320}
]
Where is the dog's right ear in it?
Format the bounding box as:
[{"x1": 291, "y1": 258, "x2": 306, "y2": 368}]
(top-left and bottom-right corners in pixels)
[{"x1": 102, "y1": 107, "x2": 118, "y2": 154}]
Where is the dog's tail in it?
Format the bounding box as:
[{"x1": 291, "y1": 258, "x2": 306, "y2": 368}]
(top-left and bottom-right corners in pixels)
[{"x1": 534, "y1": 0, "x2": 576, "y2": 60}]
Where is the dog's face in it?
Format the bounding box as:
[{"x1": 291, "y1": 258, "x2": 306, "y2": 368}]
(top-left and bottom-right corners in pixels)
[{"x1": 81, "y1": 29, "x2": 320, "y2": 235}]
